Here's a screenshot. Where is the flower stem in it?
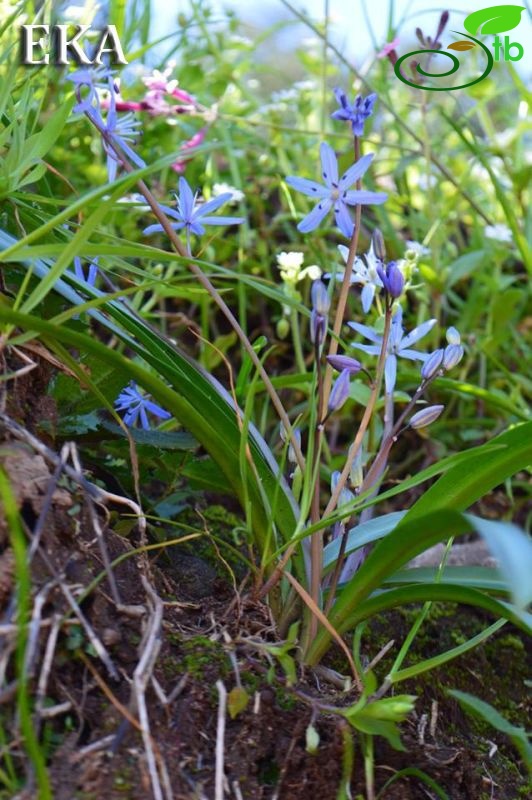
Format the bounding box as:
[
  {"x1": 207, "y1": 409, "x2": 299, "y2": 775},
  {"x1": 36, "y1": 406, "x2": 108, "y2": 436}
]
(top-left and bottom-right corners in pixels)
[
  {"x1": 322, "y1": 306, "x2": 392, "y2": 519},
  {"x1": 291, "y1": 309, "x2": 307, "y2": 374}
]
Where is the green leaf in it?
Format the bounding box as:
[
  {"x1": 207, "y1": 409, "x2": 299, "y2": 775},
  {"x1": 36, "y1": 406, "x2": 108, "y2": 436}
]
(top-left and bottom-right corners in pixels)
[
  {"x1": 383, "y1": 566, "x2": 508, "y2": 595},
  {"x1": 307, "y1": 511, "x2": 532, "y2": 665},
  {"x1": 406, "y1": 423, "x2": 532, "y2": 520},
  {"x1": 100, "y1": 420, "x2": 198, "y2": 450},
  {"x1": 448, "y1": 690, "x2": 532, "y2": 770},
  {"x1": 377, "y1": 768, "x2": 450, "y2": 800},
  {"x1": 391, "y1": 619, "x2": 506, "y2": 683},
  {"x1": 323, "y1": 512, "x2": 407, "y2": 571},
  {"x1": 464, "y1": 5, "x2": 526, "y2": 35}
]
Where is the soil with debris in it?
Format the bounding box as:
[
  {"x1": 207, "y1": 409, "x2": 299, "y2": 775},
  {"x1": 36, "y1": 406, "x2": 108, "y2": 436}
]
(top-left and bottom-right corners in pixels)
[{"x1": 0, "y1": 362, "x2": 530, "y2": 800}]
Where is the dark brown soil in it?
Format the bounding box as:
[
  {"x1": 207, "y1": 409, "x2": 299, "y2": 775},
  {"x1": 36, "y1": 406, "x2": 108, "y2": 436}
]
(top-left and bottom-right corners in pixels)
[{"x1": 0, "y1": 360, "x2": 530, "y2": 800}]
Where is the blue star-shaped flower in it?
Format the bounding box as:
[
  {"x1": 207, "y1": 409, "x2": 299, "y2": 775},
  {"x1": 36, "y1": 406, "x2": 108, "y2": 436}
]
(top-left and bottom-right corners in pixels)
[
  {"x1": 285, "y1": 142, "x2": 387, "y2": 238},
  {"x1": 115, "y1": 382, "x2": 172, "y2": 430},
  {"x1": 349, "y1": 307, "x2": 436, "y2": 393},
  {"x1": 331, "y1": 89, "x2": 377, "y2": 136},
  {"x1": 142, "y1": 176, "x2": 245, "y2": 241},
  {"x1": 73, "y1": 256, "x2": 99, "y2": 287},
  {"x1": 102, "y1": 79, "x2": 146, "y2": 182}
]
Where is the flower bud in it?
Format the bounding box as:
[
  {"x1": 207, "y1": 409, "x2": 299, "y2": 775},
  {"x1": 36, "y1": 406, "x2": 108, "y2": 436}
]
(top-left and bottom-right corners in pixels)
[
  {"x1": 442, "y1": 343, "x2": 464, "y2": 371},
  {"x1": 421, "y1": 348, "x2": 444, "y2": 380},
  {"x1": 371, "y1": 229, "x2": 386, "y2": 261},
  {"x1": 311, "y1": 280, "x2": 330, "y2": 316},
  {"x1": 329, "y1": 369, "x2": 350, "y2": 413},
  {"x1": 377, "y1": 261, "x2": 404, "y2": 299},
  {"x1": 310, "y1": 310, "x2": 327, "y2": 346},
  {"x1": 326, "y1": 354, "x2": 362, "y2": 375},
  {"x1": 446, "y1": 326, "x2": 461, "y2": 345},
  {"x1": 409, "y1": 404, "x2": 444, "y2": 430}
]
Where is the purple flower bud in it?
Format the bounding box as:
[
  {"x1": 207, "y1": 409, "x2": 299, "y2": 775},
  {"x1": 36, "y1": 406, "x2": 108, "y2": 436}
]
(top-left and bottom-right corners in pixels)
[
  {"x1": 310, "y1": 309, "x2": 327, "y2": 346},
  {"x1": 410, "y1": 404, "x2": 444, "y2": 430},
  {"x1": 311, "y1": 280, "x2": 330, "y2": 316},
  {"x1": 421, "y1": 348, "x2": 444, "y2": 380},
  {"x1": 329, "y1": 369, "x2": 350, "y2": 413},
  {"x1": 377, "y1": 261, "x2": 404, "y2": 298},
  {"x1": 442, "y1": 344, "x2": 464, "y2": 371},
  {"x1": 326, "y1": 354, "x2": 362, "y2": 375}
]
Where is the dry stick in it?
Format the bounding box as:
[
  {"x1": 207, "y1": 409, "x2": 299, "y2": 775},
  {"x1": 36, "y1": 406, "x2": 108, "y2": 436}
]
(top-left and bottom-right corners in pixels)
[
  {"x1": 215, "y1": 680, "x2": 228, "y2": 800},
  {"x1": 133, "y1": 577, "x2": 167, "y2": 800},
  {"x1": 279, "y1": 0, "x2": 493, "y2": 226},
  {"x1": 92, "y1": 125, "x2": 305, "y2": 473}
]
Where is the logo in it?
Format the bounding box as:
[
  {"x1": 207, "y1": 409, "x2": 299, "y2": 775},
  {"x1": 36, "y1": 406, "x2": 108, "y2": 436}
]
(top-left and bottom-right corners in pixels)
[
  {"x1": 20, "y1": 25, "x2": 128, "y2": 66},
  {"x1": 394, "y1": 4, "x2": 526, "y2": 90}
]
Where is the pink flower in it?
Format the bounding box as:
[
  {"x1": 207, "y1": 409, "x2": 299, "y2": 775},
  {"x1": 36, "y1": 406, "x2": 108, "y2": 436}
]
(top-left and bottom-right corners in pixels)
[
  {"x1": 377, "y1": 37, "x2": 400, "y2": 58},
  {"x1": 171, "y1": 127, "x2": 207, "y2": 173}
]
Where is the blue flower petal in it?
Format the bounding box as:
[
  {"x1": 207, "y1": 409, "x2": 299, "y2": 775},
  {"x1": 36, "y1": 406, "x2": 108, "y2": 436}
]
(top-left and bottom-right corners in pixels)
[
  {"x1": 178, "y1": 176, "x2": 195, "y2": 220},
  {"x1": 334, "y1": 201, "x2": 354, "y2": 238},
  {"x1": 286, "y1": 176, "x2": 330, "y2": 198},
  {"x1": 400, "y1": 319, "x2": 437, "y2": 349},
  {"x1": 194, "y1": 193, "x2": 233, "y2": 218},
  {"x1": 198, "y1": 215, "x2": 245, "y2": 226},
  {"x1": 297, "y1": 198, "x2": 332, "y2": 233},
  {"x1": 361, "y1": 283, "x2": 375, "y2": 313},
  {"x1": 319, "y1": 142, "x2": 338, "y2": 187},
  {"x1": 343, "y1": 190, "x2": 388, "y2": 206},
  {"x1": 398, "y1": 348, "x2": 430, "y2": 362},
  {"x1": 338, "y1": 153, "x2": 374, "y2": 190},
  {"x1": 143, "y1": 222, "x2": 184, "y2": 235},
  {"x1": 384, "y1": 354, "x2": 397, "y2": 394},
  {"x1": 347, "y1": 321, "x2": 382, "y2": 344}
]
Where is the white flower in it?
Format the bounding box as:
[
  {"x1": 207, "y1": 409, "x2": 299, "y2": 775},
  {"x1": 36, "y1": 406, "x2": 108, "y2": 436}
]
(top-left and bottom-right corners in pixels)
[
  {"x1": 212, "y1": 182, "x2": 244, "y2": 204},
  {"x1": 325, "y1": 243, "x2": 383, "y2": 313},
  {"x1": 484, "y1": 224, "x2": 512, "y2": 243},
  {"x1": 277, "y1": 251, "x2": 321, "y2": 285},
  {"x1": 405, "y1": 240, "x2": 431, "y2": 258}
]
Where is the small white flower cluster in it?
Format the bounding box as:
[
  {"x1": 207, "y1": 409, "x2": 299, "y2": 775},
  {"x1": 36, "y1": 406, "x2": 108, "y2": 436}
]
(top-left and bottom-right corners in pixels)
[
  {"x1": 212, "y1": 183, "x2": 244, "y2": 205},
  {"x1": 277, "y1": 252, "x2": 322, "y2": 285}
]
